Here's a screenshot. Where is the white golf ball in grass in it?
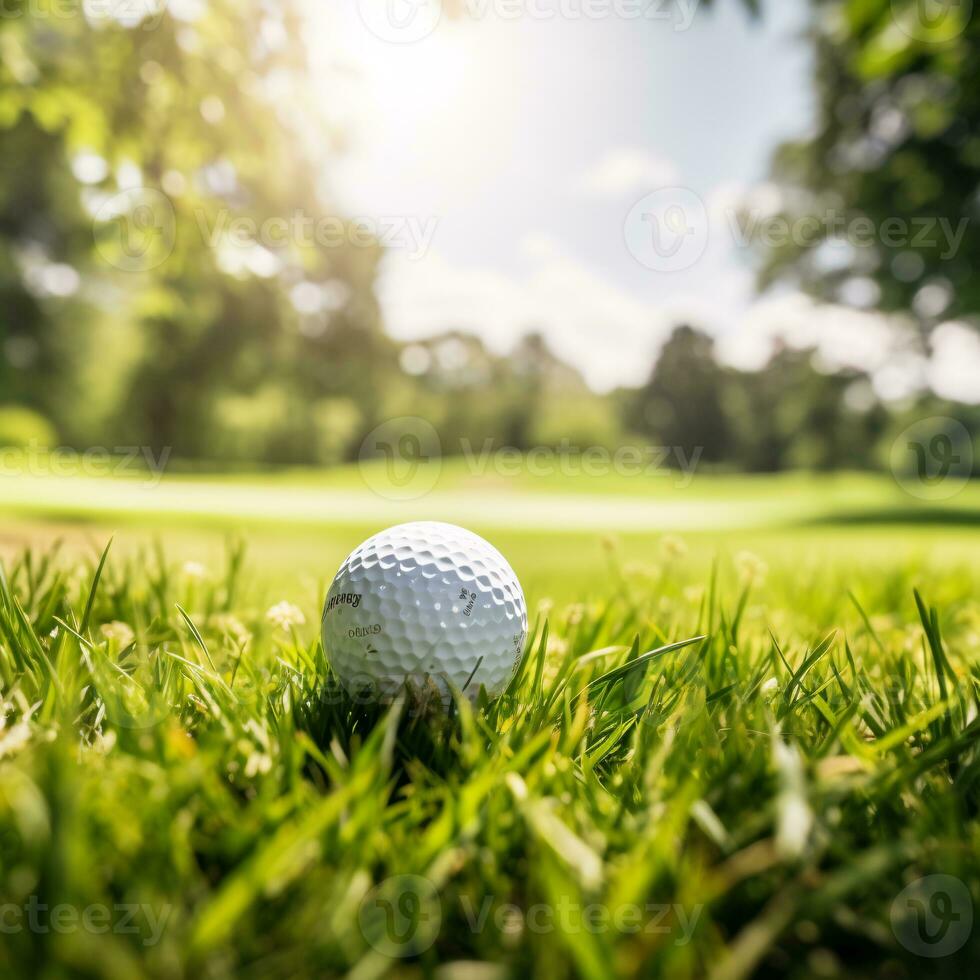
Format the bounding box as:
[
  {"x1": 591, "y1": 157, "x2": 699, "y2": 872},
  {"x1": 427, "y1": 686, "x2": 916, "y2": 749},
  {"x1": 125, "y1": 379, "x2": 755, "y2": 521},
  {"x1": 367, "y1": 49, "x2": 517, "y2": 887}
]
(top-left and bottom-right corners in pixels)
[{"x1": 322, "y1": 522, "x2": 528, "y2": 702}]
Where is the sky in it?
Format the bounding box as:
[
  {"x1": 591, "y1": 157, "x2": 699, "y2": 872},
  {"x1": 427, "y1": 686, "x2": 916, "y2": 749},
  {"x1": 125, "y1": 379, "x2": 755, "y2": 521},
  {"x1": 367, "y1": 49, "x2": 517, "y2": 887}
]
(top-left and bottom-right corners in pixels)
[{"x1": 309, "y1": 0, "x2": 980, "y2": 401}]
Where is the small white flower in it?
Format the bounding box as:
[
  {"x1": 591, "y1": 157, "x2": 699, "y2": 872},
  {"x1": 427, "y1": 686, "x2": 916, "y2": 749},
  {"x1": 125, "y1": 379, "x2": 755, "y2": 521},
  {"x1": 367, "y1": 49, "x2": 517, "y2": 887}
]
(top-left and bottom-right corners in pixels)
[
  {"x1": 182, "y1": 561, "x2": 209, "y2": 582},
  {"x1": 778, "y1": 795, "x2": 813, "y2": 859},
  {"x1": 210, "y1": 614, "x2": 252, "y2": 650},
  {"x1": 761, "y1": 677, "x2": 779, "y2": 697},
  {"x1": 773, "y1": 737, "x2": 813, "y2": 859},
  {"x1": 0, "y1": 721, "x2": 32, "y2": 760},
  {"x1": 735, "y1": 550, "x2": 768, "y2": 585},
  {"x1": 265, "y1": 601, "x2": 306, "y2": 631},
  {"x1": 244, "y1": 751, "x2": 273, "y2": 778},
  {"x1": 683, "y1": 585, "x2": 705, "y2": 605},
  {"x1": 94, "y1": 729, "x2": 117, "y2": 755},
  {"x1": 100, "y1": 621, "x2": 135, "y2": 647}
]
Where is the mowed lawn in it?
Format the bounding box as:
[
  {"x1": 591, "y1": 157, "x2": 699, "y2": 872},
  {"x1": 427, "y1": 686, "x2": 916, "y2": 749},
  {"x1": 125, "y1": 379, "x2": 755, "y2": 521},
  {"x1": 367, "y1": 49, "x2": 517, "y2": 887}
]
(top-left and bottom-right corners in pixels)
[{"x1": 1, "y1": 461, "x2": 978, "y2": 606}]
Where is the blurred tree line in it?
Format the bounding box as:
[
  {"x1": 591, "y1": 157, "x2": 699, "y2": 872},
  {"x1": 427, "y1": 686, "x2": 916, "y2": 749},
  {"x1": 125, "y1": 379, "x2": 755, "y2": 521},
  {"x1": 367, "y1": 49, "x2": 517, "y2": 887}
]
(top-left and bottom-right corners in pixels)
[
  {"x1": 624, "y1": 324, "x2": 979, "y2": 472},
  {"x1": 0, "y1": 2, "x2": 977, "y2": 474}
]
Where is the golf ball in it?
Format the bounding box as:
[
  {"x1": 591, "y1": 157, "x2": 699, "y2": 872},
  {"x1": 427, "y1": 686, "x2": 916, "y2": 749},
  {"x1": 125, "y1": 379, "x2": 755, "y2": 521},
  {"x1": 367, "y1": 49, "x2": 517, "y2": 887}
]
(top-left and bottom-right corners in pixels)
[{"x1": 322, "y1": 522, "x2": 527, "y2": 701}]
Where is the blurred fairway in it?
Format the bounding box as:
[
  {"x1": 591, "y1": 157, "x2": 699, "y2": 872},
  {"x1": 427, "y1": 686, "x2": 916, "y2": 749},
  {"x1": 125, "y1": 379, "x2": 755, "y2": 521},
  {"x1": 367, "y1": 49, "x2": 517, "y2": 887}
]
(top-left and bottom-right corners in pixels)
[{"x1": 1, "y1": 461, "x2": 977, "y2": 607}]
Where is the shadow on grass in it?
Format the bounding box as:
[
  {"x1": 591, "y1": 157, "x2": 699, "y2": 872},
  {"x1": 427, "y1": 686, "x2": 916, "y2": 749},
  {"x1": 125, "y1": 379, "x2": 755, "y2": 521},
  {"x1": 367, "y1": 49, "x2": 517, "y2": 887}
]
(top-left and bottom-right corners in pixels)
[
  {"x1": 805, "y1": 507, "x2": 980, "y2": 527},
  {"x1": 294, "y1": 679, "x2": 471, "y2": 784}
]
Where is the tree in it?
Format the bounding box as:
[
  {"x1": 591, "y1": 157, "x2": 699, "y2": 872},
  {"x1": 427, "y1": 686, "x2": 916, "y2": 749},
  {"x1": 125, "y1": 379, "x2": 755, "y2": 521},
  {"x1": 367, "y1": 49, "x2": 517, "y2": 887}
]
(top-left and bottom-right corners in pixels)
[
  {"x1": 723, "y1": 346, "x2": 890, "y2": 471},
  {"x1": 757, "y1": 1, "x2": 979, "y2": 336},
  {"x1": 0, "y1": 3, "x2": 384, "y2": 461},
  {"x1": 627, "y1": 325, "x2": 732, "y2": 462}
]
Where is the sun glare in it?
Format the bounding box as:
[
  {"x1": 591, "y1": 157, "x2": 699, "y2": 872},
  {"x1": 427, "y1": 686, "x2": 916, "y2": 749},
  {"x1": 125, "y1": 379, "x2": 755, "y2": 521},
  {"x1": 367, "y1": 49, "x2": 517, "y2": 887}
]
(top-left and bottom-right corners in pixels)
[{"x1": 309, "y1": 8, "x2": 523, "y2": 211}]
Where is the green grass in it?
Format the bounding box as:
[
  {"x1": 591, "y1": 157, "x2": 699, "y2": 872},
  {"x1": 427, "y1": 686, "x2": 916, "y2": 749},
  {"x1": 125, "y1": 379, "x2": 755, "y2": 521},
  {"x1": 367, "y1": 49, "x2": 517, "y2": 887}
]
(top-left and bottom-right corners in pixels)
[
  {"x1": 0, "y1": 521, "x2": 978, "y2": 978},
  {"x1": 2, "y1": 462, "x2": 980, "y2": 607},
  {"x1": 3, "y1": 460, "x2": 980, "y2": 536}
]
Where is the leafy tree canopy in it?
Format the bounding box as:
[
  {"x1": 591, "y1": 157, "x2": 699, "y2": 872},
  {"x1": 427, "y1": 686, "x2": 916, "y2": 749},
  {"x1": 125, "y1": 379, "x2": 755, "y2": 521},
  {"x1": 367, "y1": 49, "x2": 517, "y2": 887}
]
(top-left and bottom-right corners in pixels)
[{"x1": 758, "y1": 0, "x2": 979, "y2": 337}]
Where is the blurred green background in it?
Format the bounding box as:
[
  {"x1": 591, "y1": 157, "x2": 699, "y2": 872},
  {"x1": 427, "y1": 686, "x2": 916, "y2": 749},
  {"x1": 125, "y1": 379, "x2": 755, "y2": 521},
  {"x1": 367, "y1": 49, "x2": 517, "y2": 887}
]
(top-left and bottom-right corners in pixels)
[{"x1": 0, "y1": 0, "x2": 977, "y2": 572}]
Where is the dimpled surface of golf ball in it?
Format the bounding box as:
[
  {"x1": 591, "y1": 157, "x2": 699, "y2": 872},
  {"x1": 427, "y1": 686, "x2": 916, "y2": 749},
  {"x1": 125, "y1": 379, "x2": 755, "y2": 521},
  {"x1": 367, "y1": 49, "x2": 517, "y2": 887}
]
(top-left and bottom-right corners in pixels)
[{"x1": 322, "y1": 522, "x2": 527, "y2": 701}]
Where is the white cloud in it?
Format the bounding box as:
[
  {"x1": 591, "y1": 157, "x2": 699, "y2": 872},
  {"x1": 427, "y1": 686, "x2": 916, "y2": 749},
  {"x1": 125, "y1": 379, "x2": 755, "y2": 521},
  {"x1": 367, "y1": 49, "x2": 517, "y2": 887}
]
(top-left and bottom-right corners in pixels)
[
  {"x1": 376, "y1": 237, "x2": 671, "y2": 391},
  {"x1": 716, "y1": 293, "x2": 918, "y2": 372},
  {"x1": 571, "y1": 148, "x2": 679, "y2": 199},
  {"x1": 377, "y1": 241, "x2": 975, "y2": 406},
  {"x1": 707, "y1": 180, "x2": 810, "y2": 226},
  {"x1": 715, "y1": 292, "x2": 930, "y2": 401}
]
